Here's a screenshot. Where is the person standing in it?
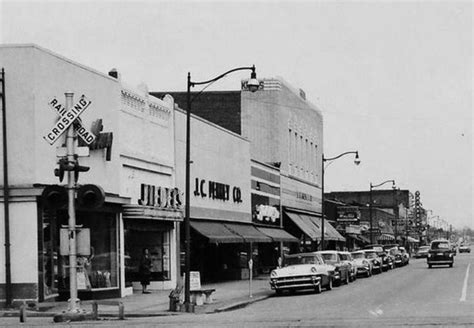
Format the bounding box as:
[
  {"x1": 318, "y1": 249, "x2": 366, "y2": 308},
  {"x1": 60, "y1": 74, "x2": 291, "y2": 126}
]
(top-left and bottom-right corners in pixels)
[{"x1": 139, "y1": 248, "x2": 152, "y2": 294}]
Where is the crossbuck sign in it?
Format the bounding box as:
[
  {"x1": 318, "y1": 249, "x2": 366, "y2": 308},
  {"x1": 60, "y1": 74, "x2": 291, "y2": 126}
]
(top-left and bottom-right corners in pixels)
[{"x1": 43, "y1": 95, "x2": 96, "y2": 145}]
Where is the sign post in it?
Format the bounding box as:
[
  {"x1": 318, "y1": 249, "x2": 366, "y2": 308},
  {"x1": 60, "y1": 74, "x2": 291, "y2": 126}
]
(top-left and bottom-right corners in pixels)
[{"x1": 65, "y1": 92, "x2": 79, "y2": 312}]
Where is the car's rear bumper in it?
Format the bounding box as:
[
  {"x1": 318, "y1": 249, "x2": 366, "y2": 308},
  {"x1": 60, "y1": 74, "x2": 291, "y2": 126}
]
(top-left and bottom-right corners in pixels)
[{"x1": 427, "y1": 260, "x2": 453, "y2": 265}]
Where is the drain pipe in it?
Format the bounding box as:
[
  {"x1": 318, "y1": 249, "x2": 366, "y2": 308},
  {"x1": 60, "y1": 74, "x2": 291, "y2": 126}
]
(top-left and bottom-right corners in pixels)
[{"x1": 1, "y1": 68, "x2": 12, "y2": 307}]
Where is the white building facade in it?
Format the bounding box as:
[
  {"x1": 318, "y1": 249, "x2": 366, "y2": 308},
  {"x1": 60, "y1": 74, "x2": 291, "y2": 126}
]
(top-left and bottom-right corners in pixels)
[{"x1": 0, "y1": 44, "x2": 181, "y2": 305}]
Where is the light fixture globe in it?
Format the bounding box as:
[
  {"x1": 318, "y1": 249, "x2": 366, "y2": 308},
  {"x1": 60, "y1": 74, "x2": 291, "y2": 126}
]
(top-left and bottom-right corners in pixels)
[
  {"x1": 247, "y1": 65, "x2": 259, "y2": 92},
  {"x1": 354, "y1": 152, "x2": 361, "y2": 165}
]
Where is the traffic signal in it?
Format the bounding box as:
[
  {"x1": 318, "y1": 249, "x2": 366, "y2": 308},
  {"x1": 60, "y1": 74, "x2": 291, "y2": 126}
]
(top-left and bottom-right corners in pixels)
[
  {"x1": 77, "y1": 184, "x2": 105, "y2": 208},
  {"x1": 41, "y1": 185, "x2": 67, "y2": 209}
]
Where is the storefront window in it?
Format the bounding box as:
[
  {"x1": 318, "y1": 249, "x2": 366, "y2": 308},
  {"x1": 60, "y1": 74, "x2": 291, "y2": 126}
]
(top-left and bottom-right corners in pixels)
[
  {"x1": 124, "y1": 219, "x2": 172, "y2": 286},
  {"x1": 54, "y1": 210, "x2": 119, "y2": 291}
]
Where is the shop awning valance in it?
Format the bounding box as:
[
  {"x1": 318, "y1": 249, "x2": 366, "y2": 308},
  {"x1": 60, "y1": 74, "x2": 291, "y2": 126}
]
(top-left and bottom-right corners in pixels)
[
  {"x1": 256, "y1": 226, "x2": 299, "y2": 243},
  {"x1": 224, "y1": 223, "x2": 272, "y2": 243},
  {"x1": 377, "y1": 233, "x2": 395, "y2": 241},
  {"x1": 285, "y1": 211, "x2": 346, "y2": 242},
  {"x1": 190, "y1": 220, "x2": 244, "y2": 244},
  {"x1": 123, "y1": 205, "x2": 183, "y2": 222}
]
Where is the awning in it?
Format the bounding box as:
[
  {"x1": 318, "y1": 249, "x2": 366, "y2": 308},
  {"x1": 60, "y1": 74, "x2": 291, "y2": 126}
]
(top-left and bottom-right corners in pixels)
[
  {"x1": 377, "y1": 233, "x2": 395, "y2": 241},
  {"x1": 256, "y1": 226, "x2": 299, "y2": 243},
  {"x1": 224, "y1": 223, "x2": 272, "y2": 243},
  {"x1": 123, "y1": 205, "x2": 183, "y2": 221},
  {"x1": 285, "y1": 211, "x2": 321, "y2": 241},
  {"x1": 190, "y1": 220, "x2": 243, "y2": 243},
  {"x1": 357, "y1": 234, "x2": 371, "y2": 244},
  {"x1": 407, "y1": 236, "x2": 420, "y2": 243},
  {"x1": 285, "y1": 211, "x2": 345, "y2": 242}
]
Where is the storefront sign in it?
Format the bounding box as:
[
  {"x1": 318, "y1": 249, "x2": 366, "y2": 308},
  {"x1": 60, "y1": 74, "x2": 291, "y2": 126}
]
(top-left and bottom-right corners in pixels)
[
  {"x1": 138, "y1": 183, "x2": 183, "y2": 209},
  {"x1": 254, "y1": 205, "x2": 279, "y2": 223},
  {"x1": 296, "y1": 191, "x2": 313, "y2": 201},
  {"x1": 193, "y1": 178, "x2": 242, "y2": 203},
  {"x1": 337, "y1": 206, "x2": 360, "y2": 222}
]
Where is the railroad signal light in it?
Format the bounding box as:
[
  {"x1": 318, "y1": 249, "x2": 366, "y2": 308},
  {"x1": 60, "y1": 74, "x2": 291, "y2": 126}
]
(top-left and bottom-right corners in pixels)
[
  {"x1": 41, "y1": 185, "x2": 67, "y2": 209},
  {"x1": 77, "y1": 184, "x2": 105, "y2": 208}
]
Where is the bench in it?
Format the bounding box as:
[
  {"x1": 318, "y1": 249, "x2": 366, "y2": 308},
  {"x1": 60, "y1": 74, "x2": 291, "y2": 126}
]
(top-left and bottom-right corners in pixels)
[
  {"x1": 190, "y1": 289, "x2": 216, "y2": 306},
  {"x1": 91, "y1": 300, "x2": 125, "y2": 320}
]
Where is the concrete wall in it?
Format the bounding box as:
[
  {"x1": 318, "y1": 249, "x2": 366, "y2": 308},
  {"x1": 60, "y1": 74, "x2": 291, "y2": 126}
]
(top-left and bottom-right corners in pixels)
[
  {"x1": 174, "y1": 108, "x2": 251, "y2": 223},
  {"x1": 242, "y1": 78, "x2": 323, "y2": 214}
]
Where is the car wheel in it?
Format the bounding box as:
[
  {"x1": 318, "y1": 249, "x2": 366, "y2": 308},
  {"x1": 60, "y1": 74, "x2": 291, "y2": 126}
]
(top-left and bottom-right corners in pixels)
[
  {"x1": 315, "y1": 283, "x2": 322, "y2": 294},
  {"x1": 428, "y1": 264, "x2": 432, "y2": 269},
  {"x1": 449, "y1": 263, "x2": 453, "y2": 268},
  {"x1": 326, "y1": 278, "x2": 333, "y2": 291},
  {"x1": 275, "y1": 289, "x2": 283, "y2": 296}
]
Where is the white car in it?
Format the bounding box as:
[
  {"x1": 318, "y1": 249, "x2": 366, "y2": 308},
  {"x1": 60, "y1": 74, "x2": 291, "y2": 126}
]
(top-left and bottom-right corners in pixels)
[
  {"x1": 351, "y1": 250, "x2": 373, "y2": 277},
  {"x1": 270, "y1": 252, "x2": 336, "y2": 295}
]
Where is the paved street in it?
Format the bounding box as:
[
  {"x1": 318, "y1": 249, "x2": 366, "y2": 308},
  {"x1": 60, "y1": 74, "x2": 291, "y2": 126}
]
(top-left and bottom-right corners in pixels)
[{"x1": 2, "y1": 252, "x2": 473, "y2": 327}]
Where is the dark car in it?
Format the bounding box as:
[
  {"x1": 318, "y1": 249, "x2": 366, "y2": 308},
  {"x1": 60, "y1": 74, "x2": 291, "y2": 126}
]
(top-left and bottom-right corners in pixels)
[
  {"x1": 459, "y1": 245, "x2": 471, "y2": 253},
  {"x1": 317, "y1": 251, "x2": 351, "y2": 286},
  {"x1": 427, "y1": 239, "x2": 455, "y2": 268},
  {"x1": 366, "y1": 245, "x2": 393, "y2": 271},
  {"x1": 362, "y1": 250, "x2": 383, "y2": 274}
]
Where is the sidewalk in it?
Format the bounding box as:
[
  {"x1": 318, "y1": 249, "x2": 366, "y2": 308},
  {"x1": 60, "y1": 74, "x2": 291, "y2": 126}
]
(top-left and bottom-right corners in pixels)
[{"x1": 0, "y1": 275, "x2": 273, "y2": 319}]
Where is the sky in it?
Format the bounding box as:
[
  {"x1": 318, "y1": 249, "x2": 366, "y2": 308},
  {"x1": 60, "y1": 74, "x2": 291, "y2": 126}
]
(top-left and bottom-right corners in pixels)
[{"x1": 1, "y1": 1, "x2": 472, "y2": 229}]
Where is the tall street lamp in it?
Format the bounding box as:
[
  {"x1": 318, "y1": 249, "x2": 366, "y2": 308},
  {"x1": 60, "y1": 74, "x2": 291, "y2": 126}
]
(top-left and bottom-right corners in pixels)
[
  {"x1": 369, "y1": 179, "x2": 395, "y2": 244},
  {"x1": 183, "y1": 66, "x2": 259, "y2": 312},
  {"x1": 321, "y1": 151, "x2": 360, "y2": 250}
]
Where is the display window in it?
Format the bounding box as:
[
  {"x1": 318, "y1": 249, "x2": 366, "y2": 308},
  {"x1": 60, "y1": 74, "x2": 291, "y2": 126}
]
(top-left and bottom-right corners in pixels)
[
  {"x1": 124, "y1": 219, "x2": 172, "y2": 286},
  {"x1": 40, "y1": 208, "x2": 119, "y2": 299}
]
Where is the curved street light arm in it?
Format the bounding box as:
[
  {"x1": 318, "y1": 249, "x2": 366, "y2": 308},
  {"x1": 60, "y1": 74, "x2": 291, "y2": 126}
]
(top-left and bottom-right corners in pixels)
[
  {"x1": 323, "y1": 151, "x2": 358, "y2": 162},
  {"x1": 189, "y1": 65, "x2": 256, "y2": 87},
  {"x1": 370, "y1": 179, "x2": 395, "y2": 189}
]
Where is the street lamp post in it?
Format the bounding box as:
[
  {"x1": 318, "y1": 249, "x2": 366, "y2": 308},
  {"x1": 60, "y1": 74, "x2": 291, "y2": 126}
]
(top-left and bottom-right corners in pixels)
[
  {"x1": 183, "y1": 66, "x2": 259, "y2": 312},
  {"x1": 321, "y1": 151, "x2": 360, "y2": 250},
  {"x1": 369, "y1": 179, "x2": 395, "y2": 244}
]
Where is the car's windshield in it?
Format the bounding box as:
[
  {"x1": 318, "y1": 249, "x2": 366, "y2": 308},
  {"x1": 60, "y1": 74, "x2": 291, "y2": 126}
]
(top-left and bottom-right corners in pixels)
[
  {"x1": 352, "y1": 252, "x2": 365, "y2": 259},
  {"x1": 431, "y1": 242, "x2": 450, "y2": 249},
  {"x1": 284, "y1": 255, "x2": 320, "y2": 266},
  {"x1": 320, "y1": 253, "x2": 337, "y2": 262}
]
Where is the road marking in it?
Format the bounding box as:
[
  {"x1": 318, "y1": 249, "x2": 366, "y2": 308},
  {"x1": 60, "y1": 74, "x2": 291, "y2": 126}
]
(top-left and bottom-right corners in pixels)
[{"x1": 460, "y1": 263, "x2": 470, "y2": 302}]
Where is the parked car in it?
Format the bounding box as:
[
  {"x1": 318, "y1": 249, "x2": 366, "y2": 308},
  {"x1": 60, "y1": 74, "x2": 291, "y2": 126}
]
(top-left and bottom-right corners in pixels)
[
  {"x1": 366, "y1": 245, "x2": 393, "y2": 271},
  {"x1": 459, "y1": 245, "x2": 471, "y2": 253},
  {"x1": 317, "y1": 251, "x2": 351, "y2": 286},
  {"x1": 399, "y1": 246, "x2": 410, "y2": 265},
  {"x1": 362, "y1": 250, "x2": 383, "y2": 274},
  {"x1": 269, "y1": 252, "x2": 336, "y2": 295},
  {"x1": 388, "y1": 246, "x2": 409, "y2": 267},
  {"x1": 427, "y1": 239, "x2": 455, "y2": 268},
  {"x1": 351, "y1": 250, "x2": 373, "y2": 277},
  {"x1": 414, "y1": 246, "x2": 430, "y2": 258},
  {"x1": 338, "y1": 251, "x2": 357, "y2": 282}
]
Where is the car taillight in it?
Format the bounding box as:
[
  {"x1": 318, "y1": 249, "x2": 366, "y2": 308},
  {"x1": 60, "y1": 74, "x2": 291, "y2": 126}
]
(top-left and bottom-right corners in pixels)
[
  {"x1": 311, "y1": 267, "x2": 317, "y2": 273},
  {"x1": 271, "y1": 270, "x2": 277, "y2": 277}
]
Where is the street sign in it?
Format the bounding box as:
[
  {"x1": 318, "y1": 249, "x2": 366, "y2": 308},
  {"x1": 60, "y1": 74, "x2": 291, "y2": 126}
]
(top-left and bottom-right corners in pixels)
[
  {"x1": 43, "y1": 95, "x2": 93, "y2": 145},
  {"x1": 48, "y1": 97, "x2": 96, "y2": 145}
]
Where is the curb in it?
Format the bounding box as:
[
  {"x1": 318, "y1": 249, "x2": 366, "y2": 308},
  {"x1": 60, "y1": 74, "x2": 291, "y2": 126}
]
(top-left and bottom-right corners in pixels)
[{"x1": 213, "y1": 294, "x2": 272, "y2": 313}]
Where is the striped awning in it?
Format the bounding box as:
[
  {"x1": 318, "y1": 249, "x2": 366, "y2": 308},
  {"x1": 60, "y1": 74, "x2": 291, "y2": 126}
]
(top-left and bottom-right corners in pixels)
[{"x1": 377, "y1": 233, "x2": 395, "y2": 241}]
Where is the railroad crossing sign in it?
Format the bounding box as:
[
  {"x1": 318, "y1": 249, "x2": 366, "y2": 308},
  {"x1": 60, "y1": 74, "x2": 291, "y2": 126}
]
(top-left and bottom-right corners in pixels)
[{"x1": 43, "y1": 95, "x2": 95, "y2": 145}]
